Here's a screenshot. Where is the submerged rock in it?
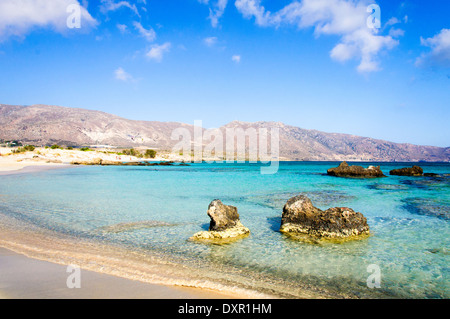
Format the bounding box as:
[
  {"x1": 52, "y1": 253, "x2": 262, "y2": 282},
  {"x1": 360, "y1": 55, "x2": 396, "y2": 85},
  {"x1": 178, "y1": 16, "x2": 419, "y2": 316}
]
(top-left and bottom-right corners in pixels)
[
  {"x1": 366, "y1": 183, "x2": 409, "y2": 191},
  {"x1": 327, "y1": 162, "x2": 385, "y2": 178},
  {"x1": 280, "y1": 195, "x2": 370, "y2": 240},
  {"x1": 190, "y1": 200, "x2": 250, "y2": 241},
  {"x1": 98, "y1": 220, "x2": 174, "y2": 233},
  {"x1": 402, "y1": 197, "x2": 449, "y2": 220},
  {"x1": 390, "y1": 166, "x2": 423, "y2": 176}
]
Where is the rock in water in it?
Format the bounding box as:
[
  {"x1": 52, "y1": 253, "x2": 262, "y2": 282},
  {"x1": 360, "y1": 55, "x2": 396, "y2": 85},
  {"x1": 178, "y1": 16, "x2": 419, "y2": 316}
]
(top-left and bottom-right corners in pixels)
[
  {"x1": 190, "y1": 200, "x2": 250, "y2": 241},
  {"x1": 327, "y1": 161, "x2": 385, "y2": 178},
  {"x1": 280, "y1": 195, "x2": 370, "y2": 240},
  {"x1": 207, "y1": 199, "x2": 240, "y2": 231},
  {"x1": 390, "y1": 166, "x2": 423, "y2": 176}
]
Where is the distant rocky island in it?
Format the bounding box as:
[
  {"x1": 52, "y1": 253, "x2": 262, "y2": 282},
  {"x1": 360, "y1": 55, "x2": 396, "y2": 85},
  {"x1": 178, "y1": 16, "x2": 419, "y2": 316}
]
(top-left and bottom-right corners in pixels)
[
  {"x1": 1, "y1": 103, "x2": 448, "y2": 162},
  {"x1": 327, "y1": 162, "x2": 386, "y2": 178}
]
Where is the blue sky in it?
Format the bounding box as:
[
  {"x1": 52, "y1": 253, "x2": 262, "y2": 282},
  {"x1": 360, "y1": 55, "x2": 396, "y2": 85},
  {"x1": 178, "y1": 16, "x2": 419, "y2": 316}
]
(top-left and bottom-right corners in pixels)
[{"x1": 0, "y1": 0, "x2": 449, "y2": 147}]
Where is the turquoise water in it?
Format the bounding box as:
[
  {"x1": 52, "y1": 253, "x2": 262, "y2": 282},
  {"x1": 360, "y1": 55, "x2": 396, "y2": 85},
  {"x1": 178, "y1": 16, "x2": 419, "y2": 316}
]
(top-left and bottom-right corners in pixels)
[{"x1": 0, "y1": 162, "x2": 449, "y2": 298}]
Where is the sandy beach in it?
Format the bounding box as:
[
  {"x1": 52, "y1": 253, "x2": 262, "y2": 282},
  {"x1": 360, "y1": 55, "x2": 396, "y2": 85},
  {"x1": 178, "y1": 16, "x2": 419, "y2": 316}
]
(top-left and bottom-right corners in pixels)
[
  {"x1": 0, "y1": 147, "x2": 188, "y2": 173},
  {"x1": 0, "y1": 247, "x2": 236, "y2": 299},
  {"x1": 0, "y1": 149, "x2": 242, "y2": 299},
  {"x1": 0, "y1": 155, "x2": 67, "y2": 174},
  {"x1": 0, "y1": 220, "x2": 251, "y2": 299}
]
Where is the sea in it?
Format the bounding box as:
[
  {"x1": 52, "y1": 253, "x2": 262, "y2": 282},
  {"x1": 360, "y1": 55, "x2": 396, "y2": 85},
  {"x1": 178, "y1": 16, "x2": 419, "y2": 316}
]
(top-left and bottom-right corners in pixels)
[{"x1": 0, "y1": 162, "x2": 448, "y2": 298}]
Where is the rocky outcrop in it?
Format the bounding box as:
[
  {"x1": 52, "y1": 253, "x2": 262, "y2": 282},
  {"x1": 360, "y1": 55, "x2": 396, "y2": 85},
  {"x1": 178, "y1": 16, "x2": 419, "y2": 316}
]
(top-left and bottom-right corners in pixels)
[
  {"x1": 390, "y1": 166, "x2": 423, "y2": 176},
  {"x1": 71, "y1": 159, "x2": 179, "y2": 166},
  {"x1": 327, "y1": 162, "x2": 385, "y2": 178},
  {"x1": 280, "y1": 195, "x2": 370, "y2": 240},
  {"x1": 190, "y1": 200, "x2": 250, "y2": 241}
]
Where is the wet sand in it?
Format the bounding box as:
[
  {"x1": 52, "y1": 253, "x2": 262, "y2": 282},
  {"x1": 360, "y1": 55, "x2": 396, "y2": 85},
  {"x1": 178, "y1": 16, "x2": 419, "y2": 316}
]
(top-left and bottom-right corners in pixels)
[
  {"x1": 0, "y1": 164, "x2": 70, "y2": 176},
  {"x1": 0, "y1": 248, "x2": 236, "y2": 299}
]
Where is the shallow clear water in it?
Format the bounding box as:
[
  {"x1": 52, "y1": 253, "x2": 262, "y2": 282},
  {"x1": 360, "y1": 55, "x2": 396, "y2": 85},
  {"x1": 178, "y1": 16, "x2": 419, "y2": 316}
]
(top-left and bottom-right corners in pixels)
[{"x1": 0, "y1": 162, "x2": 449, "y2": 298}]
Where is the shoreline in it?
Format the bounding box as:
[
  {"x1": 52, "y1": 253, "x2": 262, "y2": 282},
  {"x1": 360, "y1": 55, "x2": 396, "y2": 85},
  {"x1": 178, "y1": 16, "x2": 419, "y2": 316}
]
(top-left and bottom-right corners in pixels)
[
  {"x1": 1, "y1": 148, "x2": 446, "y2": 174},
  {"x1": 0, "y1": 155, "x2": 272, "y2": 299},
  {"x1": 0, "y1": 216, "x2": 276, "y2": 299},
  {"x1": 0, "y1": 247, "x2": 237, "y2": 299},
  {"x1": 0, "y1": 157, "x2": 330, "y2": 299},
  {"x1": 0, "y1": 164, "x2": 71, "y2": 176},
  {"x1": 2, "y1": 153, "x2": 446, "y2": 299},
  {"x1": 0, "y1": 228, "x2": 261, "y2": 299}
]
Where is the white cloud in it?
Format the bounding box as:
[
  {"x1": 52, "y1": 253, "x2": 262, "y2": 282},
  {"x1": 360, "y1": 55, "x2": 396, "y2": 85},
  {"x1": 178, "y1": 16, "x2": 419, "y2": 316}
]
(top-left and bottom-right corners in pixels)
[
  {"x1": 234, "y1": 0, "x2": 399, "y2": 73},
  {"x1": 117, "y1": 24, "x2": 128, "y2": 33},
  {"x1": 232, "y1": 55, "x2": 241, "y2": 63},
  {"x1": 385, "y1": 17, "x2": 400, "y2": 28},
  {"x1": 383, "y1": 17, "x2": 404, "y2": 38},
  {"x1": 235, "y1": 0, "x2": 271, "y2": 26},
  {"x1": 100, "y1": 0, "x2": 139, "y2": 16},
  {"x1": 209, "y1": 0, "x2": 228, "y2": 28},
  {"x1": 416, "y1": 29, "x2": 450, "y2": 68},
  {"x1": 133, "y1": 21, "x2": 156, "y2": 42},
  {"x1": 199, "y1": 0, "x2": 228, "y2": 27},
  {"x1": 0, "y1": 0, "x2": 97, "y2": 41},
  {"x1": 114, "y1": 67, "x2": 134, "y2": 82},
  {"x1": 146, "y1": 42, "x2": 171, "y2": 62},
  {"x1": 204, "y1": 36, "x2": 218, "y2": 46},
  {"x1": 388, "y1": 28, "x2": 404, "y2": 38}
]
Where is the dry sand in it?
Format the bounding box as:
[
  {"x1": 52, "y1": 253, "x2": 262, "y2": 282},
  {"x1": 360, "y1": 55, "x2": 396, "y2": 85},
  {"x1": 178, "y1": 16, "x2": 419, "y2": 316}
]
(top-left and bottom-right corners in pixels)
[
  {"x1": 0, "y1": 147, "x2": 183, "y2": 172},
  {"x1": 0, "y1": 147, "x2": 189, "y2": 175},
  {"x1": 0, "y1": 157, "x2": 66, "y2": 174}
]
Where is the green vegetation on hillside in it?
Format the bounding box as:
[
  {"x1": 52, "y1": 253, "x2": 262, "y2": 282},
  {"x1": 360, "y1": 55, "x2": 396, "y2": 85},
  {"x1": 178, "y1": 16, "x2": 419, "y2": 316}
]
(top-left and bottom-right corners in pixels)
[
  {"x1": 118, "y1": 149, "x2": 157, "y2": 159},
  {"x1": 12, "y1": 145, "x2": 35, "y2": 153},
  {"x1": 145, "y1": 149, "x2": 157, "y2": 159}
]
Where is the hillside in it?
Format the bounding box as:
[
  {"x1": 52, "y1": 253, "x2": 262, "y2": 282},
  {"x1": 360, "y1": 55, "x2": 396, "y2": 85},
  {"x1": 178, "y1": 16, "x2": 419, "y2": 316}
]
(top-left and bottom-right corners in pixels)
[{"x1": 0, "y1": 104, "x2": 448, "y2": 162}]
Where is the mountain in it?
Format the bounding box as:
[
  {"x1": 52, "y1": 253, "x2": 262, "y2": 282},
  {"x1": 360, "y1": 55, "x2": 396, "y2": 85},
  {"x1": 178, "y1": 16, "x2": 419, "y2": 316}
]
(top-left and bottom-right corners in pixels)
[
  {"x1": 0, "y1": 103, "x2": 448, "y2": 162},
  {"x1": 221, "y1": 121, "x2": 449, "y2": 162},
  {"x1": 0, "y1": 104, "x2": 193, "y2": 149}
]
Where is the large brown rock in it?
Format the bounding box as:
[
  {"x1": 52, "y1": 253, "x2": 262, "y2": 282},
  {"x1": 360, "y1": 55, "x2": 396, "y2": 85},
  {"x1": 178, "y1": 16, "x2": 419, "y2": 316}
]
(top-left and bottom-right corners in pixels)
[
  {"x1": 327, "y1": 162, "x2": 385, "y2": 178},
  {"x1": 280, "y1": 195, "x2": 370, "y2": 240},
  {"x1": 191, "y1": 200, "x2": 250, "y2": 241},
  {"x1": 389, "y1": 166, "x2": 423, "y2": 176},
  {"x1": 207, "y1": 200, "x2": 240, "y2": 231}
]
